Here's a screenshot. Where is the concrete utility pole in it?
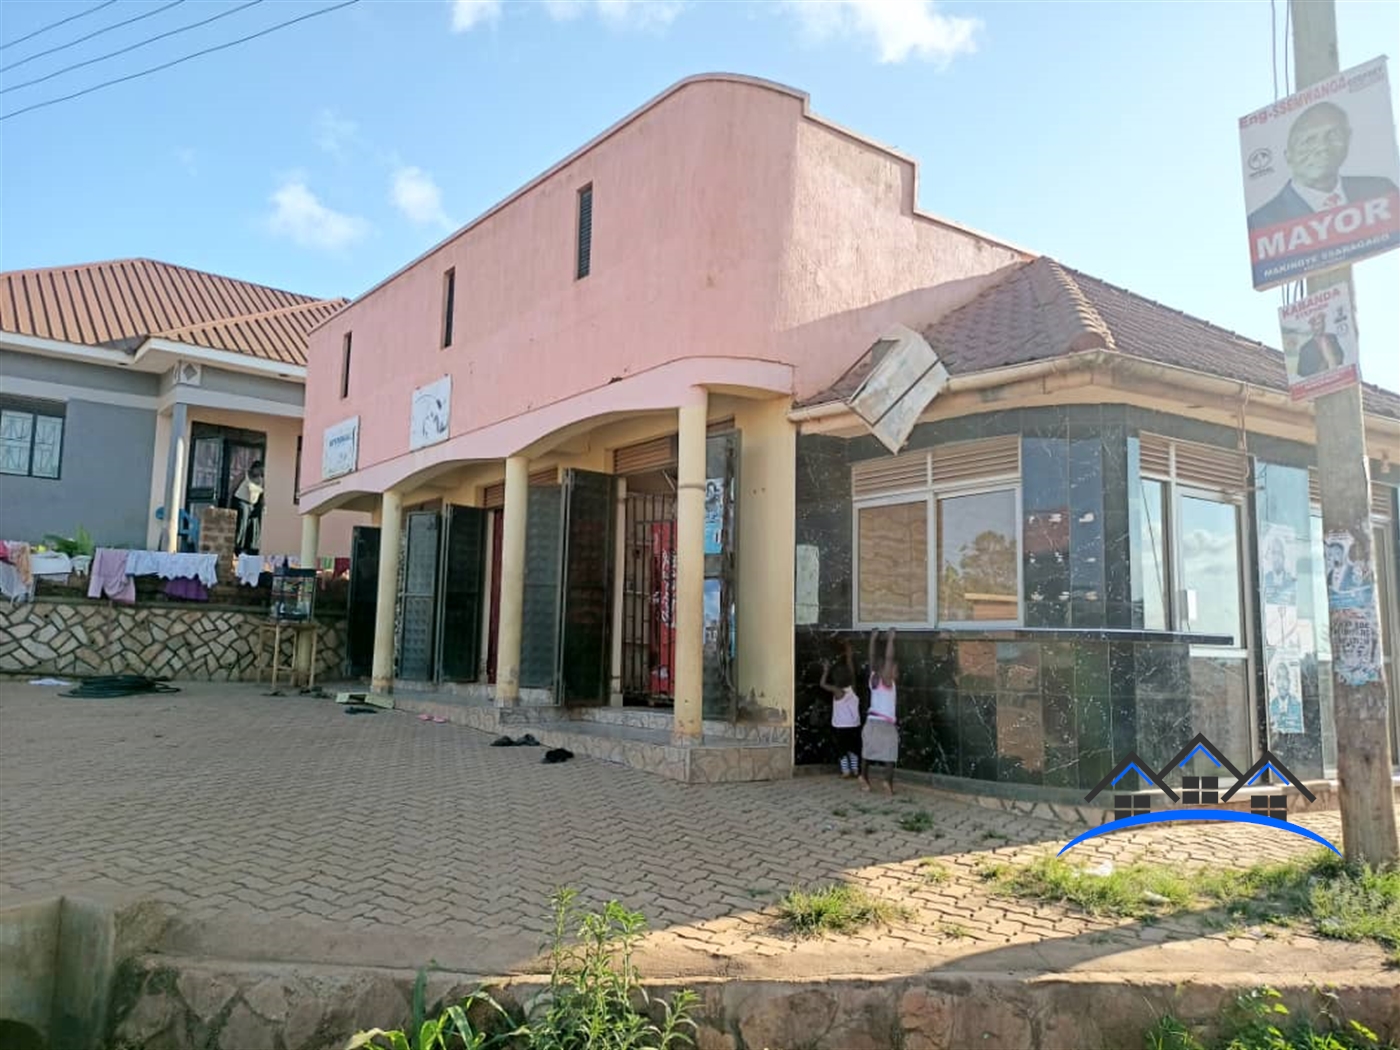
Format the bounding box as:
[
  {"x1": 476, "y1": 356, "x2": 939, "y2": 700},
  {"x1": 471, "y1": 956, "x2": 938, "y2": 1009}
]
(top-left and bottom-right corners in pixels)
[{"x1": 1290, "y1": 0, "x2": 1398, "y2": 865}]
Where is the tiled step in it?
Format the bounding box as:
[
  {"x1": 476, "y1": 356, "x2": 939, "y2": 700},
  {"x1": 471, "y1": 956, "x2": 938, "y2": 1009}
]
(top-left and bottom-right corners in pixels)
[
  {"x1": 391, "y1": 694, "x2": 789, "y2": 783},
  {"x1": 566, "y1": 704, "x2": 791, "y2": 745}
]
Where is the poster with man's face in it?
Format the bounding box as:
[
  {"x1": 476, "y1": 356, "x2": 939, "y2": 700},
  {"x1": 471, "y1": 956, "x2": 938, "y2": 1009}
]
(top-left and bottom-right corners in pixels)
[
  {"x1": 1278, "y1": 285, "x2": 1360, "y2": 401},
  {"x1": 1239, "y1": 56, "x2": 1400, "y2": 290},
  {"x1": 1266, "y1": 653, "x2": 1304, "y2": 735}
]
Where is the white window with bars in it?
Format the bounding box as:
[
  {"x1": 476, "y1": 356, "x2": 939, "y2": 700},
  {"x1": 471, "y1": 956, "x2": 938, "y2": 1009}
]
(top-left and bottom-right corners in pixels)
[
  {"x1": 851, "y1": 435, "x2": 1022, "y2": 629},
  {"x1": 0, "y1": 399, "x2": 64, "y2": 480}
]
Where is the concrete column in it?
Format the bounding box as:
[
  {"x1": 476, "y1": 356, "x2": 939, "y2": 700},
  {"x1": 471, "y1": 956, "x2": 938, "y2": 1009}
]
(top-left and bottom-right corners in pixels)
[
  {"x1": 673, "y1": 388, "x2": 708, "y2": 744},
  {"x1": 162, "y1": 402, "x2": 188, "y2": 553},
  {"x1": 495, "y1": 456, "x2": 530, "y2": 706},
  {"x1": 370, "y1": 490, "x2": 403, "y2": 694},
  {"x1": 295, "y1": 513, "x2": 321, "y2": 676},
  {"x1": 609, "y1": 477, "x2": 628, "y2": 706}
]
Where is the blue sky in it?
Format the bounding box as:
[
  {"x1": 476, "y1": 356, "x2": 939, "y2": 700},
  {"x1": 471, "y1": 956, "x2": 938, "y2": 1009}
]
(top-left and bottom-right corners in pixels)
[{"x1": 2, "y1": 0, "x2": 1397, "y2": 392}]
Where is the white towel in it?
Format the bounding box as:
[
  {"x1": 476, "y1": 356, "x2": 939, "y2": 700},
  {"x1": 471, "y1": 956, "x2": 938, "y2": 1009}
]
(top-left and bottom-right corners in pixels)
[
  {"x1": 236, "y1": 553, "x2": 264, "y2": 587},
  {"x1": 125, "y1": 550, "x2": 219, "y2": 588}
]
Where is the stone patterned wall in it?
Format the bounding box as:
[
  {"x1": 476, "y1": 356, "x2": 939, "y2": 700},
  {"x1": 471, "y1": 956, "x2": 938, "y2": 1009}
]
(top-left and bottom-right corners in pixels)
[{"x1": 0, "y1": 599, "x2": 346, "y2": 682}]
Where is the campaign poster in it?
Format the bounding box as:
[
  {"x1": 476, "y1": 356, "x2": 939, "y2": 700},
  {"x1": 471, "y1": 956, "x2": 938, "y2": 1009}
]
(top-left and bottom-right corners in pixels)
[
  {"x1": 1239, "y1": 56, "x2": 1400, "y2": 290},
  {"x1": 1278, "y1": 285, "x2": 1360, "y2": 401},
  {"x1": 704, "y1": 478, "x2": 724, "y2": 555},
  {"x1": 1260, "y1": 523, "x2": 1300, "y2": 605},
  {"x1": 1267, "y1": 652, "x2": 1305, "y2": 735}
]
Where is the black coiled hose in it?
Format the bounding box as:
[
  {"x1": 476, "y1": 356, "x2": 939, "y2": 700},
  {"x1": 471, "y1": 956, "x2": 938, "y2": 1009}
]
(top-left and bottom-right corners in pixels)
[{"x1": 61, "y1": 675, "x2": 180, "y2": 698}]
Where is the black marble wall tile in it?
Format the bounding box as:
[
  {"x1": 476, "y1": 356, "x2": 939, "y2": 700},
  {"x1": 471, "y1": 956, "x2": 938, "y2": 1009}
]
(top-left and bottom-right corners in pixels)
[
  {"x1": 1073, "y1": 640, "x2": 1110, "y2": 696},
  {"x1": 1110, "y1": 694, "x2": 1137, "y2": 775},
  {"x1": 1023, "y1": 436, "x2": 1070, "y2": 626},
  {"x1": 1101, "y1": 425, "x2": 1132, "y2": 624},
  {"x1": 997, "y1": 692, "x2": 1044, "y2": 784},
  {"x1": 1076, "y1": 692, "x2": 1112, "y2": 789},
  {"x1": 957, "y1": 640, "x2": 998, "y2": 692},
  {"x1": 959, "y1": 693, "x2": 998, "y2": 781},
  {"x1": 1042, "y1": 691, "x2": 1078, "y2": 789},
  {"x1": 795, "y1": 435, "x2": 853, "y2": 627},
  {"x1": 1109, "y1": 641, "x2": 1136, "y2": 700},
  {"x1": 1022, "y1": 407, "x2": 1069, "y2": 439},
  {"x1": 1042, "y1": 641, "x2": 1075, "y2": 696},
  {"x1": 996, "y1": 641, "x2": 1040, "y2": 693}
]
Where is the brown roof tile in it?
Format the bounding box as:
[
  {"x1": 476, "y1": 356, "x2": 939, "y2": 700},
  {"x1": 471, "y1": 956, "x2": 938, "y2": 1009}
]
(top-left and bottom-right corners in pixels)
[
  {"x1": 0, "y1": 258, "x2": 347, "y2": 367},
  {"x1": 801, "y1": 258, "x2": 1400, "y2": 421}
]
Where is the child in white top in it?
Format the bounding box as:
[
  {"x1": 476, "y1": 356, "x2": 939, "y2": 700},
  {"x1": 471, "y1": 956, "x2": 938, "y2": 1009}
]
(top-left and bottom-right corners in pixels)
[
  {"x1": 820, "y1": 639, "x2": 862, "y2": 778},
  {"x1": 861, "y1": 627, "x2": 899, "y2": 794}
]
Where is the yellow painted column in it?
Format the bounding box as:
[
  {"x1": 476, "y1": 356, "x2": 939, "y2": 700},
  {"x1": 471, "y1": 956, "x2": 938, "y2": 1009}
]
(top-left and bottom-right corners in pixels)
[
  {"x1": 495, "y1": 456, "x2": 530, "y2": 706},
  {"x1": 673, "y1": 388, "x2": 708, "y2": 744},
  {"x1": 370, "y1": 490, "x2": 403, "y2": 693},
  {"x1": 294, "y1": 513, "x2": 321, "y2": 676}
]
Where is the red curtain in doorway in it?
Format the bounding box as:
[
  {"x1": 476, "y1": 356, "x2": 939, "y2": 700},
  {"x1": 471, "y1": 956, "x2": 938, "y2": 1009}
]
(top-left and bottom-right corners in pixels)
[{"x1": 650, "y1": 521, "x2": 676, "y2": 695}]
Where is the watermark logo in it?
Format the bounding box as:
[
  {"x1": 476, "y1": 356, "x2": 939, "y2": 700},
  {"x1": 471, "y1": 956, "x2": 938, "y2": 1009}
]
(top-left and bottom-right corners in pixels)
[{"x1": 1060, "y1": 733, "x2": 1340, "y2": 856}]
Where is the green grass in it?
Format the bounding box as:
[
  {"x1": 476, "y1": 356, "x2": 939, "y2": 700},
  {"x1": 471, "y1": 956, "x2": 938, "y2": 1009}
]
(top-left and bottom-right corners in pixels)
[
  {"x1": 1144, "y1": 986, "x2": 1387, "y2": 1050},
  {"x1": 918, "y1": 858, "x2": 951, "y2": 885},
  {"x1": 939, "y1": 922, "x2": 972, "y2": 940},
  {"x1": 831, "y1": 806, "x2": 850, "y2": 818},
  {"x1": 897, "y1": 810, "x2": 935, "y2": 833},
  {"x1": 980, "y1": 830, "x2": 1011, "y2": 843},
  {"x1": 985, "y1": 851, "x2": 1399, "y2": 959},
  {"x1": 777, "y1": 883, "x2": 912, "y2": 938}
]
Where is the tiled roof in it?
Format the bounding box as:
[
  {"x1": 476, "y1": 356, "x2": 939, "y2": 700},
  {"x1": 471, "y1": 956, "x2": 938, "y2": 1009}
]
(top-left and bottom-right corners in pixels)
[
  {"x1": 0, "y1": 258, "x2": 347, "y2": 368},
  {"x1": 803, "y1": 258, "x2": 1400, "y2": 421}
]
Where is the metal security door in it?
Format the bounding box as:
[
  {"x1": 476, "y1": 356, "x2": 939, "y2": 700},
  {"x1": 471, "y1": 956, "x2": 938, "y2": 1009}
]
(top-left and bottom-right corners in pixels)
[
  {"x1": 438, "y1": 505, "x2": 486, "y2": 682},
  {"x1": 397, "y1": 511, "x2": 440, "y2": 682},
  {"x1": 558, "y1": 469, "x2": 613, "y2": 704},
  {"x1": 703, "y1": 429, "x2": 740, "y2": 719},
  {"x1": 520, "y1": 486, "x2": 563, "y2": 691},
  {"x1": 346, "y1": 526, "x2": 380, "y2": 679}
]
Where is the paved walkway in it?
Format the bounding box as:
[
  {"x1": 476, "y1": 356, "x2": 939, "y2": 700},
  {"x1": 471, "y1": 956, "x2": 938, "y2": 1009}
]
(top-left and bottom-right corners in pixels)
[{"x1": 0, "y1": 681, "x2": 1392, "y2": 979}]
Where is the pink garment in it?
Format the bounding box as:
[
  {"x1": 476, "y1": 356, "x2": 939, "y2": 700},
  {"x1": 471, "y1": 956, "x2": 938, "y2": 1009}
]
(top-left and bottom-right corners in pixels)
[{"x1": 87, "y1": 548, "x2": 136, "y2": 605}]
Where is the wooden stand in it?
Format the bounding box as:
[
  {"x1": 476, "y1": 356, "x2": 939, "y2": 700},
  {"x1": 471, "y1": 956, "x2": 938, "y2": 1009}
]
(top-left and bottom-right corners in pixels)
[{"x1": 257, "y1": 620, "x2": 319, "y2": 689}]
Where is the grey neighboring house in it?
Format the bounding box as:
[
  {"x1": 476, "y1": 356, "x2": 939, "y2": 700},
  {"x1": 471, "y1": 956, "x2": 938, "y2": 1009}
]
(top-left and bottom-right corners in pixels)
[{"x1": 0, "y1": 258, "x2": 354, "y2": 557}]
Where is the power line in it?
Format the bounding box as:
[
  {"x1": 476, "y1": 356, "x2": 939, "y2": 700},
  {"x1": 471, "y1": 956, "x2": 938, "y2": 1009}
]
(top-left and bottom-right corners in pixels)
[
  {"x1": 3, "y1": 0, "x2": 265, "y2": 96},
  {"x1": 0, "y1": 0, "x2": 361, "y2": 122},
  {"x1": 3, "y1": 0, "x2": 189, "y2": 74},
  {"x1": 1, "y1": 0, "x2": 118, "y2": 51}
]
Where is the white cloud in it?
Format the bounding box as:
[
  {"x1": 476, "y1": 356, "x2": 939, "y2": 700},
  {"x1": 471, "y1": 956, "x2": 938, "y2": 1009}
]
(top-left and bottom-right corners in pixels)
[
  {"x1": 780, "y1": 0, "x2": 981, "y2": 66},
  {"x1": 544, "y1": 0, "x2": 686, "y2": 30},
  {"x1": 267, "y1": 176, "x2": 368, "y2": 251},
  {"x1": 391, "y1": 166, "x2": 451, "y2": 229},
  {"x1": 175, "y1": 147, "x2": 197, "y2": 176},
  {"x1": 316, "y1": 110, "x2": 360, "y2": 157},
  {"x1": 451, "y1": 0, "x2": 502, "y2": 31}
]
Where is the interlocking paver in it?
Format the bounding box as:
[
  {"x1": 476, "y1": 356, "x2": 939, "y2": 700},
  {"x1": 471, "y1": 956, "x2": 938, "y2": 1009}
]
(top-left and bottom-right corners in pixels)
[{"x1": 1, "y1": 681, "x2": 1388, "y2": 973}]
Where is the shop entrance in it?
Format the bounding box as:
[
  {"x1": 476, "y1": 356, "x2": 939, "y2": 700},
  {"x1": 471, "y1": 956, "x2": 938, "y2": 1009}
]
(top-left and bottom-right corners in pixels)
[{"x1": 620, "y1": 476, "x2": 677, "y2": 706}]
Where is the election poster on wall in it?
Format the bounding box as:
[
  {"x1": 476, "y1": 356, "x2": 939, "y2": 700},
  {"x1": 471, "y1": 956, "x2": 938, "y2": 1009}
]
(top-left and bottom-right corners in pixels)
[
  {"x1": 1239, "y1": 56, "x2": 1400, "y2": 290},
  {"x1": 1278, "y1": 284, "x2": 1360, "y2": 401}
]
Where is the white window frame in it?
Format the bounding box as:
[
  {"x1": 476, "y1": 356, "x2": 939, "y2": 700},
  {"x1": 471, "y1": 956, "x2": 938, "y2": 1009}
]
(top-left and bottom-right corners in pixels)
[
  {"x1": 852, "y1": 490, "x2": 934, "y2": 630},
  {"x1": 851, "y1": 457, "x2": 1022, "y2": 631},
  {"x1": 931, "y1": 475, "x2": 1023, "y2": 630},
  {"x1": 1137, "y1": 439, "x2": 1249, "y2": 657}
]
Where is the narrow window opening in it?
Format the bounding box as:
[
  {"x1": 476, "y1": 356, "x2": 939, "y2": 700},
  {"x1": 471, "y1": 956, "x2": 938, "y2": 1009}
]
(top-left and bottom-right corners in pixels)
[
  {"x1": 576, "y1": 184, "x2": 593, "y2": 280},
  {"x1": 341, "y1": 332, "x2": 352, "y2": 399},
  {"x1": 442, "y1": 268, "x2": 456, "y2": 348}
]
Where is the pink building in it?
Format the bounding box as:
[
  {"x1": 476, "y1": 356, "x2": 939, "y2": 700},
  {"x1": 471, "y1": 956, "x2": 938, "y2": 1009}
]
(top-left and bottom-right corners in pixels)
[{"x1": 298, "y1": 74, "x2": 1400, "y2": 789}]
